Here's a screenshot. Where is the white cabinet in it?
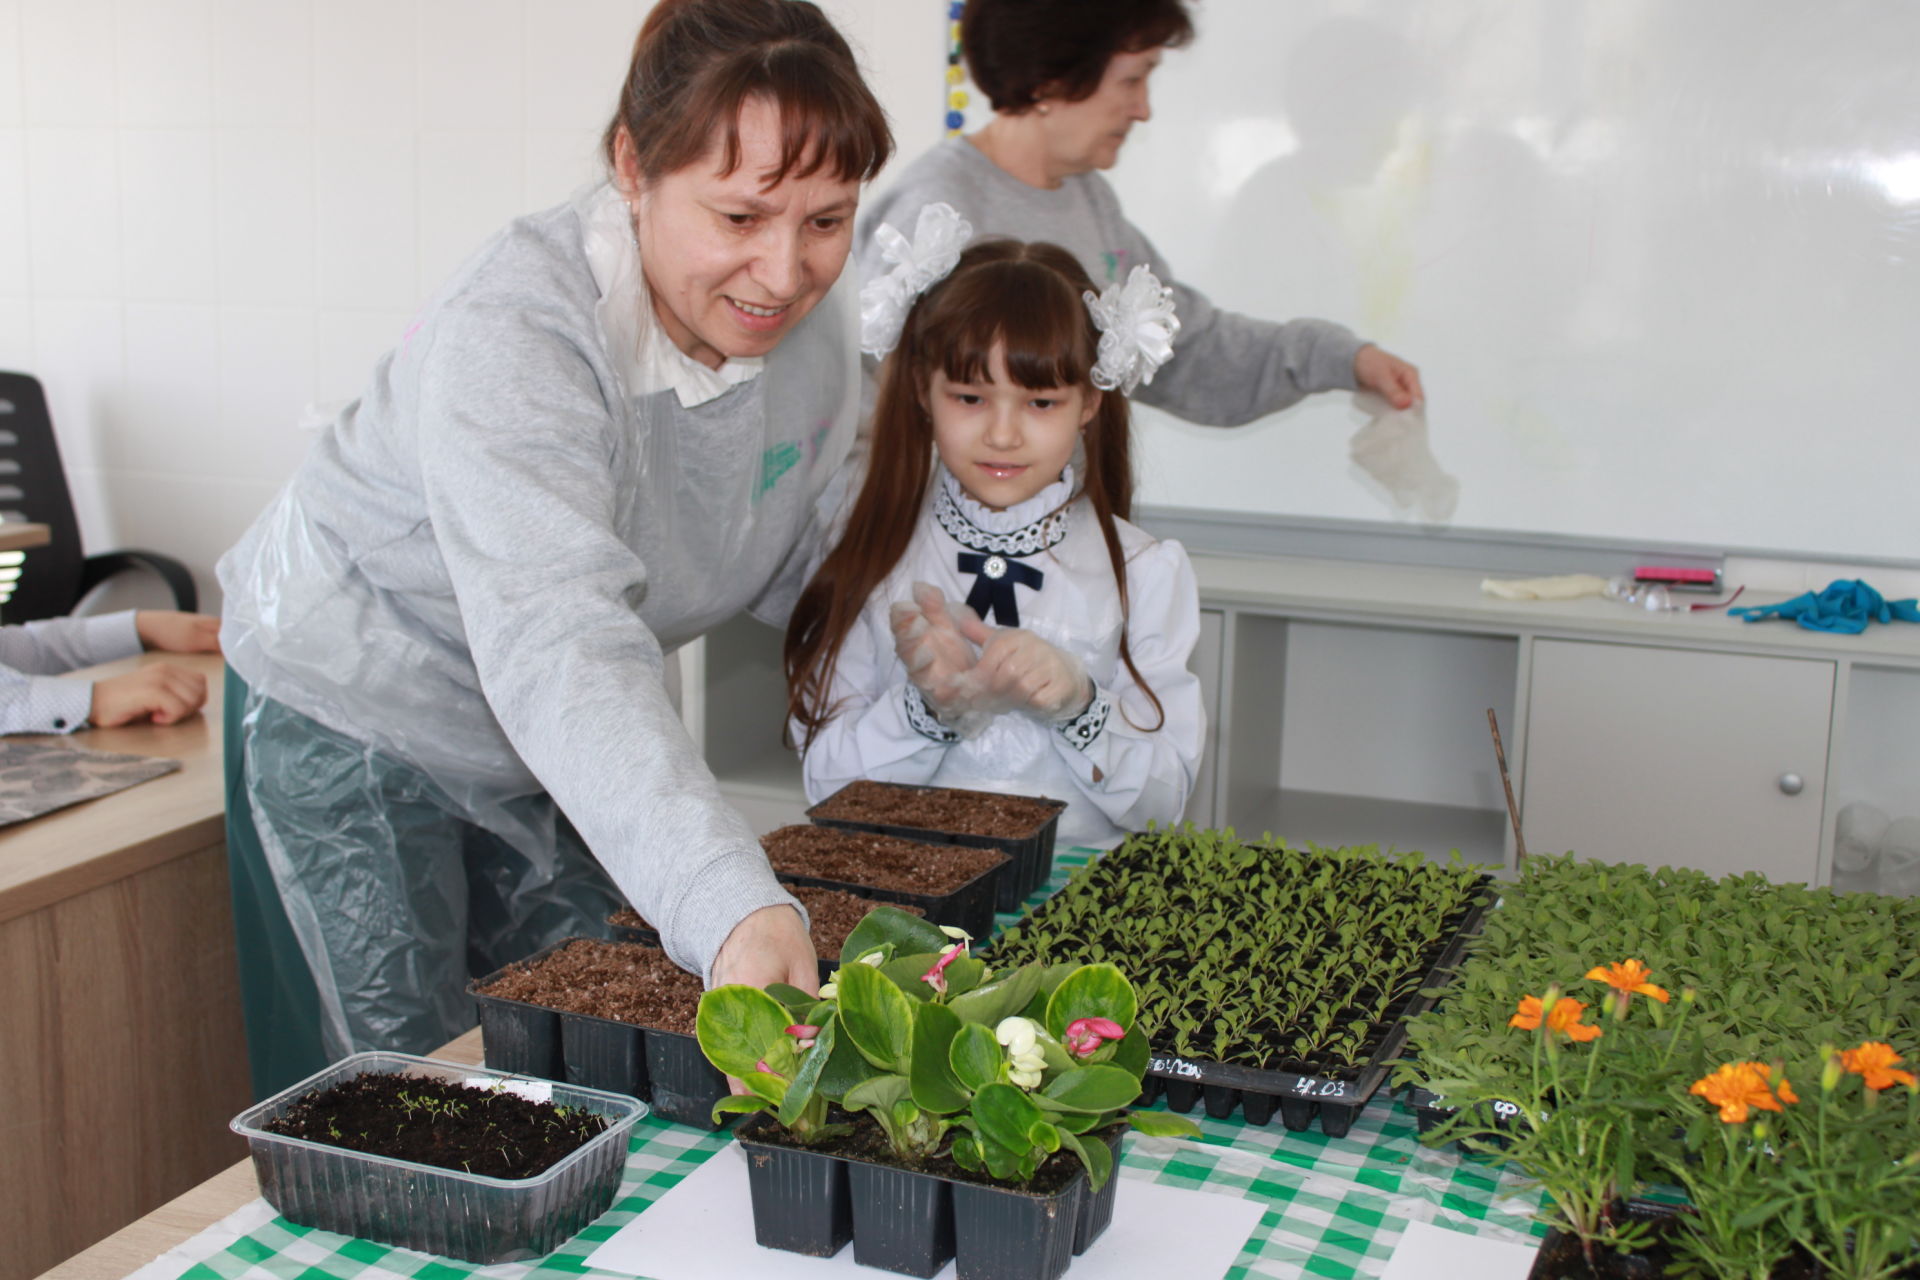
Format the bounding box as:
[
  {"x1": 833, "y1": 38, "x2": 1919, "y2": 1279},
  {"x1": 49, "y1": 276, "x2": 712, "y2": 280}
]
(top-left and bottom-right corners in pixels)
[{"x1": 1521, "y1": 640, "x2": 1834, "y2": 881}]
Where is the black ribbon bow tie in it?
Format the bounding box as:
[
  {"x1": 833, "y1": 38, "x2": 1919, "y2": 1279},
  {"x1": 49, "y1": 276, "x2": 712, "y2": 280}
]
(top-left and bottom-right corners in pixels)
[{"x1": 958, "y1": 551, "x2": 1045, "y2": 627}]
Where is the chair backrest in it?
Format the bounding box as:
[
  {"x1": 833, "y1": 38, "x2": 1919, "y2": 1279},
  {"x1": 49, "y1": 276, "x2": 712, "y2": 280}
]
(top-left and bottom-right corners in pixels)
[{"x1": 0, "y1": 371, "x2": 87, "y2": 622}]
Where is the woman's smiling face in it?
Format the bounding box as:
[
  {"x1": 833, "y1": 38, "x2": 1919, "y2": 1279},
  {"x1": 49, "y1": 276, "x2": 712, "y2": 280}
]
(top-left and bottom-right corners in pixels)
[{"x1": 624, "y1": 96, "x2": 861, "y2": 370}]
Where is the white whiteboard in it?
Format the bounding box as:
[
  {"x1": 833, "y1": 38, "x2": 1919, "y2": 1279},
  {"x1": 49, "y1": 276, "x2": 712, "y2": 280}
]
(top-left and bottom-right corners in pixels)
[{"x1": 1098, "y1": 0, "x2": 1918, "y2": 563}]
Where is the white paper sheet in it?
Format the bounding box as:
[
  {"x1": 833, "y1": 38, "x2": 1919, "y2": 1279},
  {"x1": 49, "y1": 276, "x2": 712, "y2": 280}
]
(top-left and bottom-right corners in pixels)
[
  {"x1": 584, "y1": 1145, "x2": 1266, "y2": 1280},
  {"x1": 1378, "y1": 1220, "x2": 1539, "y2": 1280}
]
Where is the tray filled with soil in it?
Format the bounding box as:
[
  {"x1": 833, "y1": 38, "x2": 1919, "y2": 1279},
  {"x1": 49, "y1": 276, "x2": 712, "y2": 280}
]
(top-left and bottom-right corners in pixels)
[
  {"x1": 468, "y1": 937, "x2": 726, "y2": 1128},
  {"x1": 988, "y1": 827, "x2": 1494, "y2": 1136},
  {"x1": 761, "y1": 823, "x2": 1009, "y2": 942},
  {"x1": 609, "y1": 886, "x2": 925, "y2": 985},
  {"x1": 230, "y1": 1050, "x2": 643, "y2": 1263},
  {"x1": 806, "y1": 779, "x2": 1065, "y2": 912}
]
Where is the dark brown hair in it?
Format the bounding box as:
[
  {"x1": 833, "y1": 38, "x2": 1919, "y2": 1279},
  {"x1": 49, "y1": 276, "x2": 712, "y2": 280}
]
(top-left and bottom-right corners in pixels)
[
  {"x1": 601, "y1": 0, "x2": 892, "y2": 187},
  {"x1": 962, "y1": 0, "x2": 1195, "y2": 113},
  {"x1": 785, "y1": 239, "x2": 1164, "y2": 746}
]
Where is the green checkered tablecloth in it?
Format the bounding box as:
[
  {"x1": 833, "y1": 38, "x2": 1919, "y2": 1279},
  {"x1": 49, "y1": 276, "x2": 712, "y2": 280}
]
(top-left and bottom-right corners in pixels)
[{"x1": 134, "y1": 850, "x2": 1547, "y2": 1280}]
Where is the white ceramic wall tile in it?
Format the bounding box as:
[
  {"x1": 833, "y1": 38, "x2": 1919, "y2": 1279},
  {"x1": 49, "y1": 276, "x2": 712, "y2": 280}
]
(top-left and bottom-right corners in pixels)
[
  {"x1": 416, "y1": 128, "x2": 525, "y2": 294},
  {"x1": 115, "y1": 0, "x2": 213, "y2": 128},
  {"x1": 0, "y1": 297, "x2": 30, "y2": 368},
  {"x1": 0, "y1": 129, "x2": 26, "y2": 294},
  {"x1": 25, "y1": 128, "x2": 122, "y2": 297},
  {"x1": 314, "y1": 128, "x2": 417, "y2": 308},
  {"x1": 217, "y1": 304, "x2": 313, "y2": 484},
  {"x1": 119, "y1": 130, "x2": 217, "y2": 302},
  {"x1": 113, "y1": 302, "x2": 221, "y2": 472},
  {"x1": 418, "y1": 0, "x2": 524, "y2": 131},
  {"x1": 211, "y1": 0, "x2": 311, "y2": 128},
  {"x1": 314, "y1": 307, "x2": 411, "y2": 406},
  {"x1": 75, "y1": 468, "x2": 248, "y2": 607},
  {"x1": 524, "y1": 128, "x2": 604, "y2": 210},
  {"x1": 314, "y1": 0, "x2": 417, "y2": 130},
  {"x1": 522, "y1": 0, "x2": 632, "y2": 132},
  {"x1": 21, "y1": 0, "x2": 115, "y2": 126},
  {"x1": 214, "y1": 127, "x2": 314, "y2": 304},
  {"x1": 0, "y1": 1, "x2": 23, "y2": 128},
  {"x1": 29, "y1": 298, "x2": 124, "y2": 476}
]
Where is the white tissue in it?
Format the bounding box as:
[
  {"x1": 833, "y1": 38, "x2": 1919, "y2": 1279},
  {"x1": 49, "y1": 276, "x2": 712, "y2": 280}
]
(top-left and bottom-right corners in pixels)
[{"x1": 1349, "y1": 392, "x2": 1460, "y2": 523}]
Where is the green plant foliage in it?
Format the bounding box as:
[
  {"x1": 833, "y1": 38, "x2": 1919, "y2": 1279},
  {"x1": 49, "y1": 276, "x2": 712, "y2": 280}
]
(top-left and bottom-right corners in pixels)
[
  {"x1": 989, "y1": 824, "x2": 1486, "y2": 1076},
  {"x1": 696, "y1": 906, "x2": 1203, "y2": 1190}
]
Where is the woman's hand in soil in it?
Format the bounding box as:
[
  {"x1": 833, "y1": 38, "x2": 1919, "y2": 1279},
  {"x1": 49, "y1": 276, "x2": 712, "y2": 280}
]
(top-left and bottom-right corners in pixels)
[
  {"x1": 712, "y1": 904, "x2": 818, "y2": 1095},
  {"x1": 90, "y1": 662, "x2": 209, "y2": 727},
  {"x1": 949, "y1": 615, "x2": 1093, "y2": 724}
]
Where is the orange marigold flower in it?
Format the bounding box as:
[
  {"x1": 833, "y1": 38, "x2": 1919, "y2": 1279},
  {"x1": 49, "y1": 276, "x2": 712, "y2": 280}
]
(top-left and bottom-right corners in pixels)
[
  {"x1": 1839, "y1": 1042, "x2": 1918, "y2": 1091},
  {"x1": 1691, "y1": 1062, "x2": 1796, "y2": 1123},
  {"x1": 1509, "y1": 994, "x2": 1602, "y2": 1042},
  {"x1": 1585, "y1": 959, "x2": 1670, "y2": 1004}
]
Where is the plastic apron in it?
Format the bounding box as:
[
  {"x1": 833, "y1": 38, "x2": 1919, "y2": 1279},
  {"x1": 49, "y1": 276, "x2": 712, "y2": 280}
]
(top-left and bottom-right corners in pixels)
[{"x1": 219, "y1": 184, "x2": 859, "y2": 1097}]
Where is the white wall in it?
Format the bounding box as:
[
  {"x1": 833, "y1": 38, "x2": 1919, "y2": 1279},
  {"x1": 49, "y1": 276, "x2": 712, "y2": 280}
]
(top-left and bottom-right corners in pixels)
[{"x1": 0, "y1": 0, "x2": 943, "y2": 612}]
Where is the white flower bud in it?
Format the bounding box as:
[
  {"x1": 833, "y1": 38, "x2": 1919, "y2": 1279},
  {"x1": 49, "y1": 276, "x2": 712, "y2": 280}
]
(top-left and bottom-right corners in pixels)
[
  {"x1": 995, "y1": 1016, "x2": 1040, "y2": 1055},
  {"x1": 818, "y1": 982, "x2": 837, "y2": 999},
  {"x1": 1010, "y1": 1068, "x2": 1044, "y2": 1090},
  {"x1": 937, "y1": 925, "x2": 973, "y2": 942}
]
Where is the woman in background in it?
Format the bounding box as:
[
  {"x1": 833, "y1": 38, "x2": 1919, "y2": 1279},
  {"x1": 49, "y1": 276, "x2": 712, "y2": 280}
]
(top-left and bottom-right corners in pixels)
[{"x1": 857, "y1": 0, "x2": 1423, "y2": 429}]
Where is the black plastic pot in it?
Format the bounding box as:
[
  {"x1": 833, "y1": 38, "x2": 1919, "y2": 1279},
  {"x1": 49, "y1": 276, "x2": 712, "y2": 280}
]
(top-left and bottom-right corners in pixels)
[
  {"x1": 847, "y1": 1159, "x2": 956, "y2": 1278},
  {"x1": 467, "y1": 939, "x2": 727, "y2": 1128},
  {"x1": 735, "y1": 1120, "x2": 854, "y2": 1257},
  {"x1": 951, "y1": 1175, "x2": 1083, "y2": 1280},
  {"x1": 775, "y1": 865, "x2": 1004, "y2": 953},
  {"x1": 1070, "y1": 1129, "x2": 1126, "y2": 1256},
  {"x1": 1529, "y1": 1200, "x2": 1690, "y2": 1280},
  {"x1": 806, "y1": 781, "x2": 1066, "y2": 913}
]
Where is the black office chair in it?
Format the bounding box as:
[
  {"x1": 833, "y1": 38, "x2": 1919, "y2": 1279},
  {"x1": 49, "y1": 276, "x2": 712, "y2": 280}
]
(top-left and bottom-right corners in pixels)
[{"x1": 0, "y1": 370, "x2": 197, "y2": 622}]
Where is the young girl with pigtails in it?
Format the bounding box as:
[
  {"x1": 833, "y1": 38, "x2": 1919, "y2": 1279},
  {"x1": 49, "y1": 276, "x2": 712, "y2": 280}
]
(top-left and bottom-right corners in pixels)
[{"x1": 784, "y1": 204, "x2": 1204, "y2": 849}]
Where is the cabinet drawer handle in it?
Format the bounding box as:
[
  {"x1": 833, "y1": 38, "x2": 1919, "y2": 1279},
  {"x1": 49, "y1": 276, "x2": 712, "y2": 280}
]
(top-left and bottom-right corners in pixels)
[{"x1": 1777, "y1": 772, "x2": 1805, "y2": 796}]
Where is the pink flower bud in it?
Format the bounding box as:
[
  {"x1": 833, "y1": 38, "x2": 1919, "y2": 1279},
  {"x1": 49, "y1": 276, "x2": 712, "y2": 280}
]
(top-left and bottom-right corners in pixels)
[{"x1": 921, "y1": 941, "x2": 967, "y2": 994}]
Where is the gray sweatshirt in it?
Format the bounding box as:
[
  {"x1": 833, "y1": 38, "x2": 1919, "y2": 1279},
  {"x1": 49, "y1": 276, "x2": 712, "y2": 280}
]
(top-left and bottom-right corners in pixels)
[
  {"x1": 857, "y1": 137, "x2": 1365, "y2": 426},
  {"x1": 219, "y1": 186, "x2": 859, "y2": 979}
]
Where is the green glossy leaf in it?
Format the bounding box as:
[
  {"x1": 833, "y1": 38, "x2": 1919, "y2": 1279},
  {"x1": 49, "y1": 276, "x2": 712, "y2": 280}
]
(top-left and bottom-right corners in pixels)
[
  {"x1": 977, "y1": 1131, "x2": 1021, "y2": 1180},
  {"x1": 1127, "y1": 1110, "x2": 1202, "y2": 1138},
  {"x1": 837, "y1": 957, "x2": 915, "y2": 1074},
  {"x1": 881, "y1": 953, "x2": 944, "y2": 1000},
  {"x1": 1045, "y1": 964, "x2": 1137, "y2": 1042},
  {"x1": 765, "y1": 983, "x2": 817, "y2": 1015},
  {"x1": 843, "y1": 1073, "x2": 912, "y2": 1117},
  {"x1": 949, "y1": 1132, "x2": 985, "y2": 1173},
  {"x1": 742, "y1": 1070, "x2": 789, "y2": 1105},
  {"x1": 778, "y1": 1014, "x2": 836, "y2": 1128},
  {"x1": 1042, "y1": 1065, "x2": 1142, "y2": 1114},
  {"x1": 950, "y1": 1021, "x2": 1005, "y2": 1092},
  {"x1": 910, "y1": 1001, "x2": 971, "y2": 1114},
  {"x1": 1058, "y1": 1128, "x2": 1114, "y2": 1192},
  {"x1": 1110, "y1": 1025, "x2": 1149, "y2": 1078},
  {"x1": 947, "y1": 963, "x2": 1045, "y2": 1027},
  {"x1": 973, "y1": 1082, "x2": 1047, "y2": 1157},
  {"x1": 816, "y1": 1009, "x2": 880, "y2": 1099},
  {"x1": 697, "y1": 985, "x2": 794, "y2": 1079},
  {"x1": 710, "y1": 1094, "x2": 771, "y2": 1123},
  {"x1": 840, "y1": 906, "x2": 950, "y2": 965}
]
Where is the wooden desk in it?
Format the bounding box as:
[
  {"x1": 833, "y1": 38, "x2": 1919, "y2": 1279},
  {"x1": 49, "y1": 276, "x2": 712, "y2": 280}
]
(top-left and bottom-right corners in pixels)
[
  {"x1": 0, "y1": 521, "x2": 52, "y2": 552},
  {"x1": 36, "y1": 1029, "x2": 486, "y2": 1280},
  {"x1": 0, "y1": 652, "x2": 247, "y2": 1280}
]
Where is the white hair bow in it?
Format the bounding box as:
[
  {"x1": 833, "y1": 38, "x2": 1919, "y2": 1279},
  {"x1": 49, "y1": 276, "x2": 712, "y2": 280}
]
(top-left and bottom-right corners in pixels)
[
  {"x1": 859, "y1": 202, "x2": 973, "y2": 357},
  {"x1": 1084, "y1": 264, "x2": 1180, "y2": 394}
]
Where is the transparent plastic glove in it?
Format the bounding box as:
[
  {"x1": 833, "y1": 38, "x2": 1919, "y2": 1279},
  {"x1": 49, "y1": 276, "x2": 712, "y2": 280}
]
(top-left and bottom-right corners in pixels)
[
  {"x1": 890, "y1": 582, "x2": 992, "y2": 736},
  {"x1": 949, "y1": 611, "x2": 1093, "y2": 724}
]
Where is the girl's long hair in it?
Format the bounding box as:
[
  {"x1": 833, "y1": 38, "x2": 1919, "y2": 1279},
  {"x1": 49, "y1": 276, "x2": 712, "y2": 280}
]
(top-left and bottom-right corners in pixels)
[{"x1": 785, "y1": 237, "x2": 1165, "y2": 746}]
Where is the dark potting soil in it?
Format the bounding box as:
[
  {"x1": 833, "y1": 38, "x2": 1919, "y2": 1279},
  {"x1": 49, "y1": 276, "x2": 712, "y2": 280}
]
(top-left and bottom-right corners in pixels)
[
  {"x1": 261, "y1": 1071, "x2": 607, "y2": 1179},
  {"x1": 763, "y1": 824, "x2": 1006, "y2": 896},
  {"x1": 475, "y1": 938, "x2": 702, "y2": 1035},
  {"x1": 610, "y1": 886, "x2": 923, "y2": 957},
  {"x1": 740, "y1": 1110, "x2": 1108, "y2": 1199},
  {"x1": 810, "y1": 779, "x2": 1059, "y2": 840},
  {"x1": 1532, "y1": 1217, "x2": 1836, "y2": 1280}
]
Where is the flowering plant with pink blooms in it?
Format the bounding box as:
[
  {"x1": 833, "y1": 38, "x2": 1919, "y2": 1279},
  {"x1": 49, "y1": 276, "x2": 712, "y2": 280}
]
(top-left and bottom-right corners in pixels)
[{"x1": 696, "y1": 905, "x2": 1198, "y2": 1187}]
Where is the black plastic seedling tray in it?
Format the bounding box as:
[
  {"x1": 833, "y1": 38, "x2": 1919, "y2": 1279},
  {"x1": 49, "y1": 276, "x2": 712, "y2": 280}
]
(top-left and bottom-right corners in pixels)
[
  {"x1": 1137, "y1": 877, "x2": 1497, "y2": 1136},
  {"x1": 805, "y1": 781, "x2": 1066, "y2": 912},
  {"x1": 467, "y1": 938, "x2": 728, "y2": 1129},
  {"x1": 607, "y1": 915, "x2": 839, "y2": 986},
  {"x1": 773, "y1": 865, "x2": 1003, "y2": 952}
]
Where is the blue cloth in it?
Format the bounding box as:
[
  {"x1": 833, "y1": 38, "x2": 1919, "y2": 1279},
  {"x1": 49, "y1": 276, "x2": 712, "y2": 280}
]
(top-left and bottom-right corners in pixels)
[{"x1": 1730, "y1": 579, "x2": 1920, "y2": 634}]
